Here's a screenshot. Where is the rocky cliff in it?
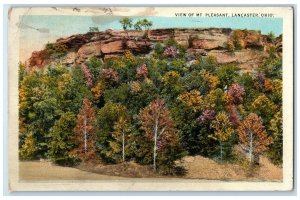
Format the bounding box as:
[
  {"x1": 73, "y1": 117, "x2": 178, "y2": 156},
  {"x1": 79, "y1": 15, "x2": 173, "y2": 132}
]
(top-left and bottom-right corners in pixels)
[{"x1": 27, "y1": 28, "x2": 282, "y2": 71}]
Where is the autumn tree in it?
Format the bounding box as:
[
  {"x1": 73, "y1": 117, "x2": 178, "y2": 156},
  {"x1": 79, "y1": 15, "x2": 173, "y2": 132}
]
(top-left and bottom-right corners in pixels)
[
  {"x1": 251, "y1": 94, "x2": 277, "y2": 125},
  {"x1": 91, "y1": 81, "x2": 105, "y2": 103},
  {"x1": 81, "y1": 63, "x2": 93, "y2": 88},
  {"x1": 226, "y1": 83, "x2": 245, "y2": 105},
  {"x1": 136, "y1": 64, "x2": 149, "y2": 80},
  {"x1": 203, "y1": 88, "x2": 226, "y2": 112},
  {"x1": 161, "y1": 71, "x2": 184, "y2": 101},
  {"x1": 19, "y1": 132, "x2": 37, "y2": 160},
  {"x1": 237, "y1": 113, "x2": 272, "y2": 164},
  {"x1": 110, "y1": 116, "x2": 131, "y2": 162},
  {"x1": 200, "y1": 69, "x2": 220, "y2": 91},
  {"x1": 178, "y1": 90, "x2": 203, "y2": 112},
  {"x1": 73, "y1": 98, "x2": 96, "y2": 161},
  {"x1": 139, "y1": 99, "x2": 178, "y2": 171},
  {"x1": 210, "y1": 112, "x2": 234, "y2": 161}
]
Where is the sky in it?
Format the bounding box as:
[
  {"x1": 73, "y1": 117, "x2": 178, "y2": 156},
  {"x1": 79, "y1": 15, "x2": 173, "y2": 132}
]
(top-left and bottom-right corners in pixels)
[{"x1": 19, "y1": 14, "x2": 283, "y2": 62}]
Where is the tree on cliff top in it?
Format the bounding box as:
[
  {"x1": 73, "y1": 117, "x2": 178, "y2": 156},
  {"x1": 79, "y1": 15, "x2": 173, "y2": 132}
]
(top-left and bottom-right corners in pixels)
[
  {"x1": 119, "y1": 17, "x2": 133, "y2": 37},
  {"x1": 134, "y1": 19, "x2": 153, "y2": 38}
]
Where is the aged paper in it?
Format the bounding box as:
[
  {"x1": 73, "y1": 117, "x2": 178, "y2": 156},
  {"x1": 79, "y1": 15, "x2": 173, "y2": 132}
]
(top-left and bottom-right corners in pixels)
[{"x1": 8, "y1": 6, "x2": 293, "y2": 191}]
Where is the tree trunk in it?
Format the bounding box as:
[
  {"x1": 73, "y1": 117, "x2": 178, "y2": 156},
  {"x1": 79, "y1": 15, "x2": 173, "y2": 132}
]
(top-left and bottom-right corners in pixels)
[
  {"x1": 122, "y1": 131, "x2": 125, "y2": 162},
  {"x1": 220, "y1": 141, "x2": 223, "y2": 161},
  {"x1": 84, "y1": 115, "x2": 87, "y2": 159},
  {"x1": 153, "y1": 118, "x2": 158, "y2": 171},
  {"x1": 249, "y1": 131, "x2": 253, "y2": 163}
]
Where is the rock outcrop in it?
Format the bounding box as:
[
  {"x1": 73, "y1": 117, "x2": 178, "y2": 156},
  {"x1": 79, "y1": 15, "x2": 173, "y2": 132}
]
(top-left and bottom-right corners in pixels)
[{"x1": 27, "y1": 28, "x2": 280, "y2": 70}]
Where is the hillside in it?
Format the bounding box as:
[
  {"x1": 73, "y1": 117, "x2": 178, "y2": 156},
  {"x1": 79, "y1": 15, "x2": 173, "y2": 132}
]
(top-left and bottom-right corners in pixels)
[{"x1": 19, "y1": 26, "x2": 283, "y2": 179}]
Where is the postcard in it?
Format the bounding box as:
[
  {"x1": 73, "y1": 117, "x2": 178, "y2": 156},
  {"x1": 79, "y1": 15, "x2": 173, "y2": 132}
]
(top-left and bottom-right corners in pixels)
[{"x1": 7, "y1": 6, "x2": 294, "y2": 191}]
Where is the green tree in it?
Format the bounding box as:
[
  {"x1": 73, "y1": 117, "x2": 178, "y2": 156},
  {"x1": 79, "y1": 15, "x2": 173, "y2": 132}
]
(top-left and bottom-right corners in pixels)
[
  {"x1": 134, "y1": 18, "x2": 153, "y2": 38},
  {"x1": 216, "y1": 64, "x2": 240, "y2": 89},
  {"x1": 48, "y1": 112, "x2": 78, "y2": 166},
  {"x1": 119, "y1": 17, "x2": 133, "y2": 37},
  {"x1": 89, "y1": 27, "x2": 99, "y2": 32},
  {"x1": 96, "y1": 102, "x2": 129, "y2": 162},
  {"x1": 268, "y1": 110, "x2": 283, "y2": 165}
]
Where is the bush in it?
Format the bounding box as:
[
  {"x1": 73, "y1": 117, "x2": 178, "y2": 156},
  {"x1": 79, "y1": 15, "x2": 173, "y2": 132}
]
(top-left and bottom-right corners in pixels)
[
  {"x1": 53, "y1": 156, "x2": 81, "y2": 166},
  {"x1": 45, "y1": 43, "x2": 67, "y2": 58}
]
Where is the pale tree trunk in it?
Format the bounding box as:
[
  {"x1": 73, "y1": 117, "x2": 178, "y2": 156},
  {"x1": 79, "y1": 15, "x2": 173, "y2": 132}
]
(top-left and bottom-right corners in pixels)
[
  {"x1": 84, "y1": 115, "x2": 87, "y2": 158},
  {"x1": 220, "y1": 141, "x2": 223, "y2": 161},
  {"x1": 122, "y1": 130, "x2": 125, "y2": 162},
  {"x1": 249, "y1": 130, "x2": 253, "y2": 164},
  {"x1": 153, "y1": 117, "x2": 158, "y2": 171}
]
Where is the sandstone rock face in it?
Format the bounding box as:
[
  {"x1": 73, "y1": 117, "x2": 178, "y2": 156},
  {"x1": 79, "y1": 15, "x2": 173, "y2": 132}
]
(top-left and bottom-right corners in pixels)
[
  {"x1": 62, "y1": 52, "x2": 77, "y2": 65},
  {"x1": 100, "y1": 40, "x2": 124, "y2": 54},
  {"x1": 27, "y1": 28, "x2": 279, "y2": 69},
  {"x1": 29, "y1": 50, "x2": 49, "y2": 67},
  {"x1": 191, "y1": 39, "x2": 222, "y2": 50}
]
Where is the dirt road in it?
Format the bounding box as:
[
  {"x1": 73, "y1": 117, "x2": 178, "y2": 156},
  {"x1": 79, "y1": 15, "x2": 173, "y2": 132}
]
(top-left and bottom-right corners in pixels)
[
  {"x1": 19, "y1": 155, "x2": 282, "y2": 181},
  {"x1": 19, "y1": 161, "x2": 125, "y2": 180}
]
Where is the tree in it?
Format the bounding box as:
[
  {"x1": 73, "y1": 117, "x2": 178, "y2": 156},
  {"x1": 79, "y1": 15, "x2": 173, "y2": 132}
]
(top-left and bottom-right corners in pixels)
[
  {"x1": 231, "y1": 30, "x2": 243, "y2": 50},
  {"x1": 139, "y1": 99, "x2": 177, "y2": 171},
  {"x1": 268, "y1": 110, "x2": 283, "y2": 165},
  {"x1": 119, "y1": 17, "x2": 133, "y2": 37},
  {"x1": 134, "y1": 19, "x2": 153, "y2": 31},
  {"x1": 251, "y1": 94, "x2": 277, "y2": 125},
  {"x1": 203, "y1": 88, "x2": 226, "y2": 112},
  {"x1": 96, "y1": 102, "x2": 129, "y2": 162},
  {"x1": 110, "y1": 116, "x2": 131, "y2": 162},
  {"x1": 216, "y1": 64, "x2": 240, "y2": 89},
  {"x1": 101, "y1": 68, "x2": 119, "y2": 84},
  {"x1": 48, "y1": 112, "x2": 78, "y2": 166},
  {"x1": 134, "y1": 18, "x2": 153, "y2": 38},
  {"x1": 210, "y1": 112, "x2": 234, "y2": 161},
  {"x1": 136, "y1": 64, "x2": 149, "y2": 79},
  {"x1": 19, "y1": 132, "x2": 37, "y2": 160},
  {"x1": 86, "y1": 56, "x2": 103, "y2": 82},
  {"x1": 81, "y1": 63, "x2": 93, "y2": 88},
  {"x1": 73, "y1": 98, "x2": 96, "y2": 161},
  {"x1": 200, "y1": 70, "x2": 220, "y2": 91},
  {"x1": 91, "y1": 81, "x2": 105, "y2": 103},
  {"x1": 237, "y1": 113, "x2": 272, "y2": 164},
  {"x1": 226, "y1": 83, "x2": 245, "y2": 105},
  {"x1": 177, "y1": 90, "x2": 203, "y2": 112},
  {"x1": 89, "y1": 27, "x2": 99, "y2": 32}
]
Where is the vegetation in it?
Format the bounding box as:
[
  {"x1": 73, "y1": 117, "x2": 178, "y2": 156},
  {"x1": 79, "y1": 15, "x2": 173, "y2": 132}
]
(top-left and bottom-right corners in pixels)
[
  {"x1": 89, "y1": 27, "x2": 99, "y2": 32},
  {"x1": 119, "y1": 17, "x2": 153, "y2": 38},
  {"x1": 19, "y1": 27, "x2": 282, "y2": 176}
]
